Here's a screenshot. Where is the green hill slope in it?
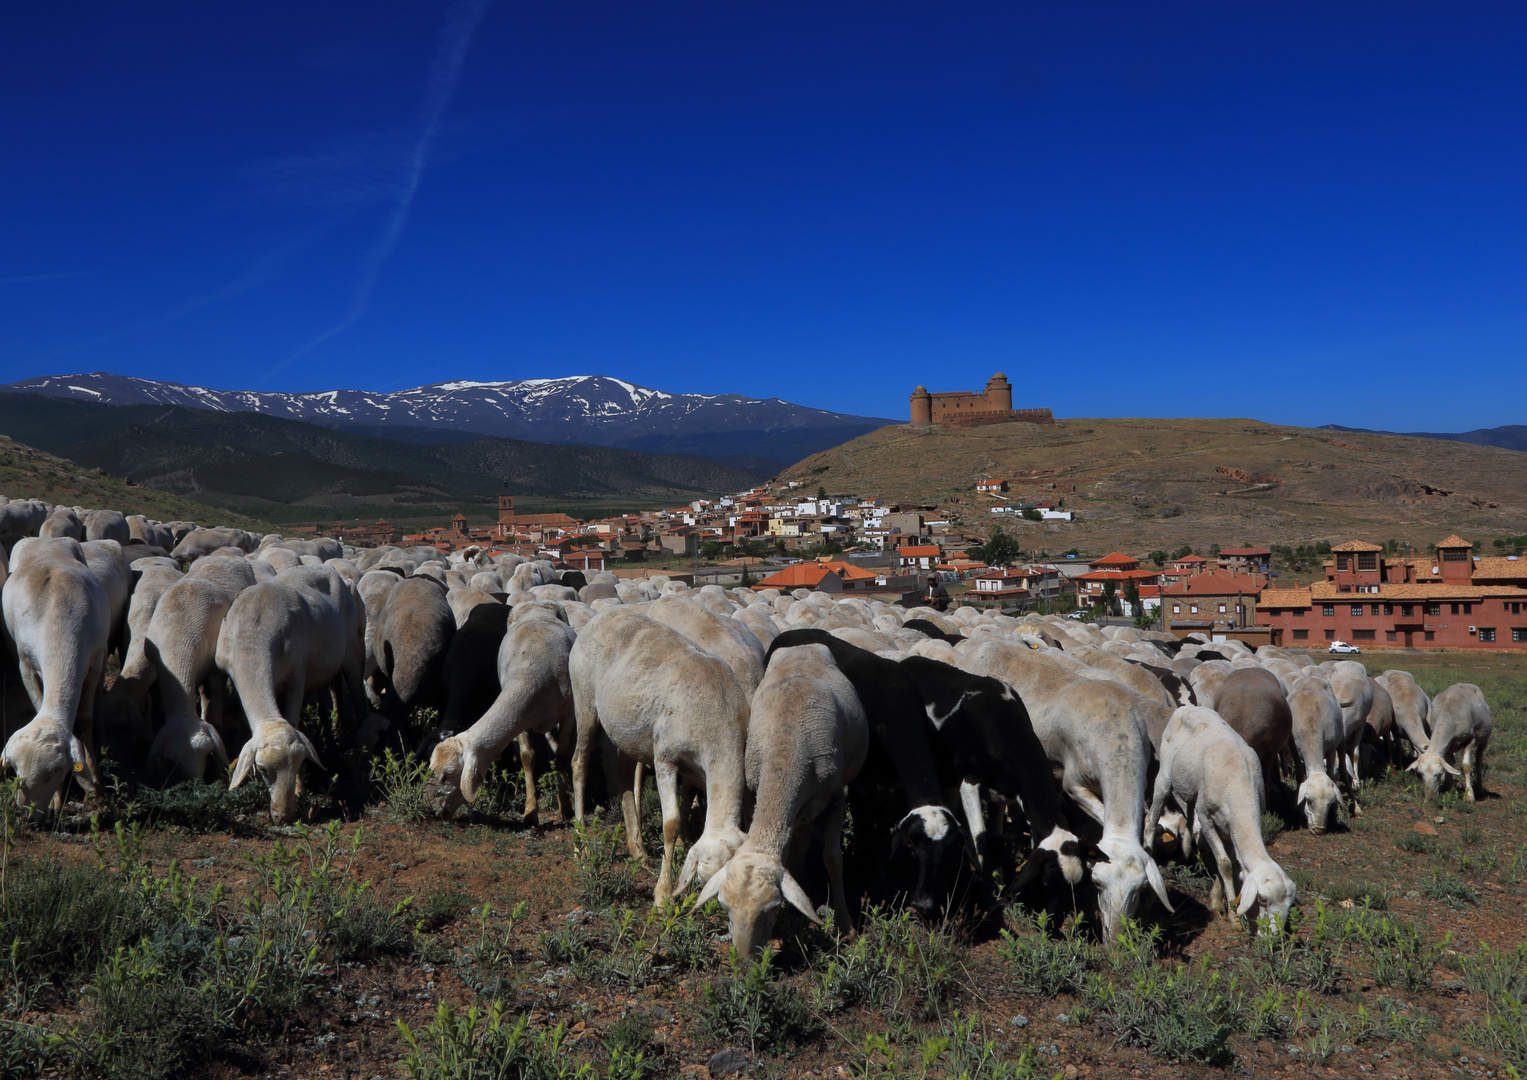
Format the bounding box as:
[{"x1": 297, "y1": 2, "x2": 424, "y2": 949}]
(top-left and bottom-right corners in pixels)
[
  {"x1": 0, "y1": 394, "x2": 762, "y2": 522},
  {"x1": 0, "y1": 434, "x2": 265, "y2": 528}
]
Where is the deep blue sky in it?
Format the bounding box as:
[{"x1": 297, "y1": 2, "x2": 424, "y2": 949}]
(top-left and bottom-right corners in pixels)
[{"x1": 3, "y1": 3, "x2": 1525, "y2": 430}]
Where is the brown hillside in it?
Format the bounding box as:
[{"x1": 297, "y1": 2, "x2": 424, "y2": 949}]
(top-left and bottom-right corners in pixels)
[
  {"x1": 782, "y1": 417, "x2": 1527, "y2": 552},
  {"x1": 0, "y1": 434, "x2": 266, "y2": 529}
]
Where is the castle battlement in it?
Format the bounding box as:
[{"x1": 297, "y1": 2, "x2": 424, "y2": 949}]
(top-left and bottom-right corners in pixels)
[{"x1": 910, "y1": 373, "x2": 1053, "y2": 428}]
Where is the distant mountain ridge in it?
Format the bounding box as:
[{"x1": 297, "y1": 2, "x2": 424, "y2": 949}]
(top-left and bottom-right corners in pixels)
[
  {"x1": 2, "y1": 372, "x2": 896, "y2": 472},
  {"x1": 0, "y1": 393, "x2": 764, "y2": 521},
  {"x1": 1321, "y1": 423, "x2": 1527, "y2": 453}
]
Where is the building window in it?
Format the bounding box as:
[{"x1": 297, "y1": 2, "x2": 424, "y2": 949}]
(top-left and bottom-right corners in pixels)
[
  {"x1": 1172, "y1": 605, "x2": 1180, "y2": 614},
  {"x1": 1428, "y1": 604, "x2": 1441, "y2": 617},
  {"x1": 1292, "y1": 629, "x2": 1309, "y2": 641},
  {"x1": 1352, "y1": 629, "x2": 1376, "y2": 641},
  {"x1": 1425, "y1": 631, "x2": 1435, "y2": 642},
  {"x1": 1451, "y1": 603, "x2": 1460, "y2": 615},
  {"x1": 1351, "y1": 604, "x2": 1363, "y2": 617},
  {"x1": 1464, "y1": 603, "x2": 1473, "y2": 615},
  {"x1": 1325, "y1": 629, "x2": 1336, "y2": 640},
  {"x1": 1358, "y1": 552, "x2": 1378, "y2": 571},
  {"x1": 1479, "y1": 627, "x2": 1496, "y2": 643},
  {"x1": 1266, "y1": 609, "x2": 1279, "y2": 617},
  {"x1": 1513, "y1": 628, "x2": 1527, "y2": 643},
  {"x1": 1323, "y1": 605, "x2": 1335, "y2": 617},
  {"x1": 1384, "y1": 604, "x2": 1393, "y2": 616},
  {"x1": 1401, "y1": 604, "x2": 1414, "y2": 618},
  {"x1": 1386, "y1": 631, "x2": 1397, "y2": 641},
  {"x1": 1293, "y1": 609, "x2": 1304, "y2": 618},
  {"x1": 1511, "y1": 602, "x2": 1522, "y2": 615},
  {"x1": 1443, "y1": 548, "x2": 1467, "y2": 562},
  {"x1": 1218, "y1": 604, "x2": 1227, "y2": 614},
  {"x1": 1370, "y1": 604, "x2": 1381, "y2": 616},
  {"x1": 1190, "y1": 604, "x2": 1198, "y2": 614}
]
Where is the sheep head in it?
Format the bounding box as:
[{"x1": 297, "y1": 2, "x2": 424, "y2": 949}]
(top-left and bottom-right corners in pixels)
[
  {"x1": 147, "y1": 717, "x2": 229, "y2": 784},
  {"x1": 696, "y1": 851, "x2": 821, "y2": 959},
  {"x1": 1405, "y1": 751, "x2": 1460, "y2": 799},
  {"x1": 230, "y1": 719, "x2": 323, "y2": 825},
  {"x1": 1237, "y1": 863, "x2": 1298, "y2": 936},
  {"x1": 1092, "y1": 834, "x2": 1173, "y2": 939},
  {"x1": 1295, "y1": 773, "x2": 1341, "y2": 835},
  {"x1": 1036, "y1": 825, "x2": 1090, "y2": 886},
  {"x1": 2, "y1": 718, "x2": 95, "y2": 815},
  {"x1": 427, "y1": 734, "x2": 484, "y2": 817},
  {"x1": 675, "y1": 825, "x2": 747, "y2": 894}
]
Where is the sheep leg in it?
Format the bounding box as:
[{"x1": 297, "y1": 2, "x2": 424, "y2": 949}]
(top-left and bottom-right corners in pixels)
[
  {"x1": 1198, "y1": 812, "x2": 1235, "y2": 917},
  {"x1": 822, "y1": 789, "x2": 853, "y2": 933},
  {"x1": 1064, "y1": 780, "x2": 1109, "y2": 828},
  {"x1": 552, "y1": 714, "x2": 576, "y2": 820},
  {"x1": 1461, "y1": 743, "x2": 1477, "y2": 804},
  {"x1": 1144, "y1": 769, "x2": 1170, "y2": 851},
  {"x1": 519, "y1": 732, "x2": 540, "y2": 826},
  {"x1": 571, "y1": 698, "x2": 600, "y2": 826},
  {"x1": 651, "y1": 758, "x2": 682, "y2": 907},
  {"x1": 16, "y1": 651, "x2": 43, "y2": 713},
  {"x1": 615, "y1": 753, "x2": 649, "y2": 863},
  {"x1": 959, "y1": 781, "x2": 987, "y2": 870}
]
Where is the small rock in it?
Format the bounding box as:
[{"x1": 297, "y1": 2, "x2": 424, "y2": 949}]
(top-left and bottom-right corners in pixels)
[
  {"x1": 1064, "y1": 1067, "x2": 1079, "y2": 1080},
  {"x1": 1411, "y1": 821, "x2": 1438, "y2": 836},
  {"x1": 1056, "y1": 1013, "x2": 1070, "y2": 1023},
  {"x1": 708, "y1": 1048, "x2": 749, "y2": 1078},
  {"x1": 1434, "y1": 815, "x2": 1446, "y2": 824},
  {"x1": 1339, "y1": 899, "x2": 1355, "y2": 909}
]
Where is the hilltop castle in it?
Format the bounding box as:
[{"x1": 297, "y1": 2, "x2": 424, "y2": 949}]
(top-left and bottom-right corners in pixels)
[{"x1": 909, "y1": 373, "x2": 1053, "y2": 428}]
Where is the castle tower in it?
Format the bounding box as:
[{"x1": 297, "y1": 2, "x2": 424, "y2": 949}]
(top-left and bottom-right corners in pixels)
[
  {"x1": 984, "y1": 372, "x2": 1012, "y2": 412},
  {"x1": 498, "y1": 491, "x2": 515, "y2": 525},
  {"x1": 910, "y1": 385, "x2": 932, "y2": 426}
]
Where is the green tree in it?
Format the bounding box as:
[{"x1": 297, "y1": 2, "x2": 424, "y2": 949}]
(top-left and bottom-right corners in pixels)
[
  {"x1": 1171, "y1": 544, "x2": 1193, "y2": 560},
  {"x1": 1123, "y1": 576, "x2": 1140, "y2": 614},
  {"x1": 1021, "y1": 507, "x2": 1042, "y2": 521},
  {"x1": 1101, "y1": 580, "x2": 1117, "y2": 615},
  {"x1": 700, "y1": 540, "x2": 725, "y2": 561},
  {"x1": 977, "y1": 527, "x2": 1022, "y2": 568},
  {"x1": 1148, "y1": 549, "x2": 1168, "y2": 567},
  {"x1": 816, "y1": 485, "x2": 828, "y2": 500}
]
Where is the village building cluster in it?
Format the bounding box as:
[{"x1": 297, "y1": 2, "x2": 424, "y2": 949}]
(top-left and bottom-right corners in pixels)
[{"x1": 287, "y1": 462, "x2": 1527, "y2": 652}]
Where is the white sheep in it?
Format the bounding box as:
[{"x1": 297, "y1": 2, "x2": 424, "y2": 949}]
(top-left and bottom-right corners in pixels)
[
  {"x1": 697, "y1": 643, "x2": 867, "y2": 956},
  {"x1": 569, "y1": 607, "x2": 748, "y2": 905},
  {"x1": 1146, "y1": 706, "x2": 1296, "y2": 933}
]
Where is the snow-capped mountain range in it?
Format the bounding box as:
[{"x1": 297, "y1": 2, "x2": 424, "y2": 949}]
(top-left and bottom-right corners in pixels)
[{"x1": 0, "y1": 373, "x2": 897, "y2": 471}]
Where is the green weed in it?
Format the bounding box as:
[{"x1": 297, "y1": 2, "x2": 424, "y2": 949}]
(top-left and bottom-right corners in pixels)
[{"x1": 698, "y1": 949, "x2": 822, "y2": 1055}]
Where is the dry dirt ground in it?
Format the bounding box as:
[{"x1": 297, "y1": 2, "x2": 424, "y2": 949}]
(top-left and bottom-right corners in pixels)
[
  {"x1": 4, "y1": 650, "x2": 1526, "y2": 1080},
  {"x1": 779, "y1": 417, "x2": 1527, "y2": 554}
]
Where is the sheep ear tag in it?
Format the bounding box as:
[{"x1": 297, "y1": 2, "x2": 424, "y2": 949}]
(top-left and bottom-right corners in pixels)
[{"x1": 1159, "y1": 829, "x2": 1175, "y2": 844}]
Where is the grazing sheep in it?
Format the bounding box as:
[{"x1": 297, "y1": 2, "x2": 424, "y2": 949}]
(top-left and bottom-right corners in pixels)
[
  {"x1": 1322, "y1": 660, "x2": 1373, "y2": 791},
  {"x1": 569, "y1": 608, "x2": 748, "y2": 905},
  {"x1": 698, "y1": 643, "x2": 868, "y2": 956},
  {"x1": 219, "y1": 565, "x2": 362, "y2": 824},
  {"x1": 0, "y1": 538, "x2": 110, "y2": 812},
  {"x1": 957, "y1": 639, "x2": 1173, "y2": 938},
  {"x1": 1375, "y1": 670, "x2": 1431, "y2": 757},
  {"x1": 369, "y1": 576, "x2": 455, "y2": 724},
  {"x1": 1146, "y1": 706, "x2": 1296, "y2": 933},
  {"x1": 1212, "y1": 666, "x2": 1292, "y2": 802},
  {"x1": 429, "y1": 606, "x2": 577, "y2": 820},
  {"x1": 1286, "y1": 675, "x2": 1345, "y2": 834},
  {"x1": 1408, "y1": 683, "x2": 1491, "y2": 802}
]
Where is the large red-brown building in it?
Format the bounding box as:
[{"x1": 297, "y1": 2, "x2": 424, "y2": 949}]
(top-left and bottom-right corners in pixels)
[{"x1": 1259, "y1": 535, "x2": 1527, "y2": 649}]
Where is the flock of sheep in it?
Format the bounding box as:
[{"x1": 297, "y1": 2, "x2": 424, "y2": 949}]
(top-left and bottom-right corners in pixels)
[{"x1": 0, "y1": 497, "x2": 1496, "y2": 959}]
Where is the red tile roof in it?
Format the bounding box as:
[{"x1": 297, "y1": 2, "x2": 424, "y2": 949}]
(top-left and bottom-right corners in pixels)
[
  {"x1": 1160, "y1": 571, "x2": 1264, "y2": 596},
  {"x1": 1093, "y1": 551, "x2": 1139, "y2": 567}
]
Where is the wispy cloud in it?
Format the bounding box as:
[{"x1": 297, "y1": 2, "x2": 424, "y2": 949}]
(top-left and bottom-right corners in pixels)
[
  {"x1": 262, "y1": 0, "x2": 496, "y2": 383},
  {"x1": 0, "y1": 272, "x2": 85, "y2": 285}
]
